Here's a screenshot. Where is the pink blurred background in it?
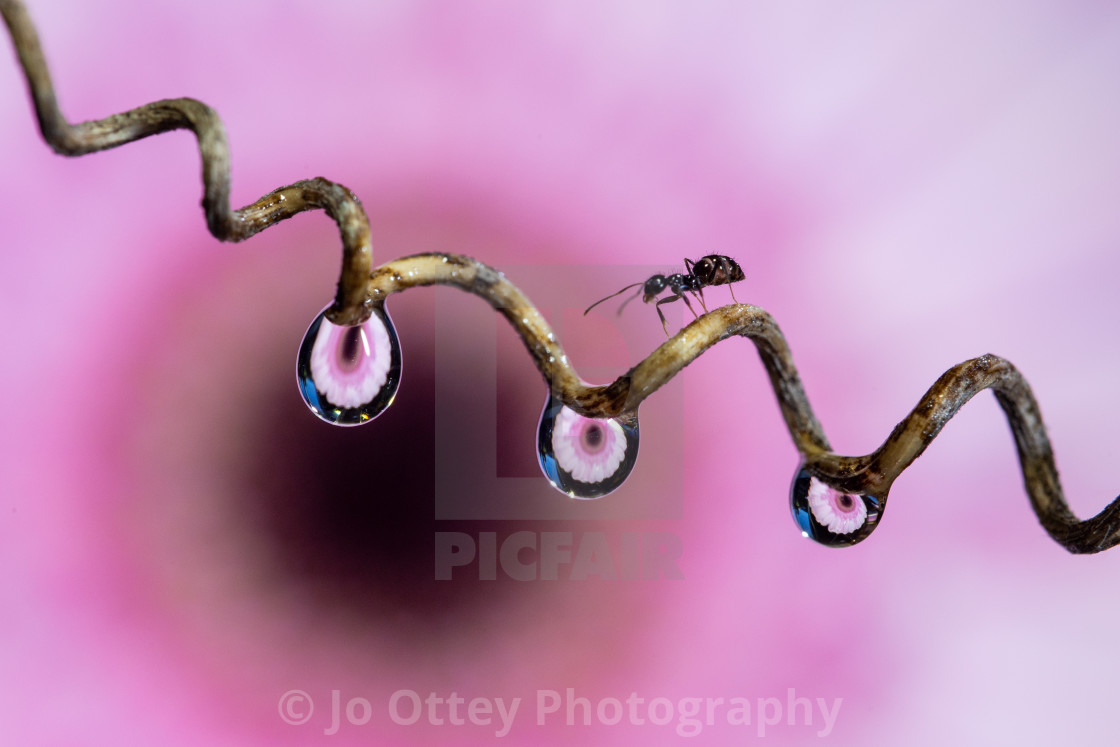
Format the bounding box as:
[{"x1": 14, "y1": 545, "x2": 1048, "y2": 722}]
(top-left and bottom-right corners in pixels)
[{"x1": 3, "y1": 1, "x2": 1120, "y2": 743}]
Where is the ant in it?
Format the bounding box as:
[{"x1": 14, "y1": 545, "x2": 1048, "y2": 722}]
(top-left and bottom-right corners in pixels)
[{"x1": 583, "y1": 255, "x2": 746, "y2": 335}]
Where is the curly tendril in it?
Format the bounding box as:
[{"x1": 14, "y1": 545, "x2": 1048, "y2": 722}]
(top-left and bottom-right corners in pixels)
[
  {"x1": 0, "y1": 0, "x2": 372, "y2": 326},
  {"x1": 4, "y1": 0, "x2": 1118, "y2": 553},
  {"x1": 367, "y1": 253, "x2": 1120, "y2": 553}
]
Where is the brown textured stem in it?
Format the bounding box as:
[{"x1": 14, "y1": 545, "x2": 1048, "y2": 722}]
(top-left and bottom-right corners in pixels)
[
  {"x1": 5, "y1": 1, "x2": 1117, "y2": 553},
  {"x1": 0, "y1": 0, "x2": 371, "y2": 325},
  {"x1": 369, "y1": 252, "x2": 1120, "y2": 554}
]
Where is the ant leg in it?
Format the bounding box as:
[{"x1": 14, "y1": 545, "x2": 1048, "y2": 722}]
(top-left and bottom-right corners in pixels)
[
  {"x1": 729, "y1": 284, "x2": 739, "y2": 304},
  {"x1": 683, "y1": 258, "x2": 707, "y2": 309},
  {"x1": 654, "y1": 294, "x2": 684, "y2": 335},
  {"x1": 679, "y1": 292, "x2": 700, "y2": 320},
  {"x1": 656, "y1": 305, "x2": 670, "y2": 336}
]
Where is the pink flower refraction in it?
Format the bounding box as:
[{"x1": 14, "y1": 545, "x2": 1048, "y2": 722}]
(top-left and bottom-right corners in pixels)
[
  {"x1": 309, "y1": 312, "x2": 392, "y2": 409},
  {"x1": 551, "y1": 406, "x2": 628, "y2": 484},
  {"x1": 807, "y1": 477, "x2": 867, "y2": 535}
]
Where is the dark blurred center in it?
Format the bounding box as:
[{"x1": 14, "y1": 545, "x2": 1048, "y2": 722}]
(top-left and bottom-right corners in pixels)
[{"x1": 237, "y1": 329, "x2": 539, "y2": 641}]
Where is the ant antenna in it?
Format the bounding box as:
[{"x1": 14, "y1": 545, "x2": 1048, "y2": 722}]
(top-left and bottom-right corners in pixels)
[{"x1": 583, "y1": 282, "x2": 643, "y2": 316}]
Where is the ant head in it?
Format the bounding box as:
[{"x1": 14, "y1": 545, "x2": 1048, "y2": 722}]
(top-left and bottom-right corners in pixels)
[{"x1": 641, "y1": 275, "x2": 667, "y2": 302}]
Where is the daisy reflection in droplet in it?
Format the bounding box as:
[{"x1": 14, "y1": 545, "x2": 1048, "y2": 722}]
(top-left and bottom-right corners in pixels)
[
  {"x1": 807, "y1": 477, "x2": 867, "y2": 535},
  {"x1": 537, "y1": 396, "x2": 640, "y2": 499}
]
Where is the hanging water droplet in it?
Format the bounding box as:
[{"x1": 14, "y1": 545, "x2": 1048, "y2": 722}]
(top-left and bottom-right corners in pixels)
[
  {"x1": 789, "y1": 466, "x2": 882, "y2": 547},
  {"x1": 296, "y1": 303, "x2": 402, "y2": 426},
  {"x1": 537, "y1": 394, "x2": 639, "y2": 499}
]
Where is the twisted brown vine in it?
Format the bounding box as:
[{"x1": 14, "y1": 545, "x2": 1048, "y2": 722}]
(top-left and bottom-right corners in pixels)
[
  {"x1": 0, "y1": 0, "x2": 372, "y2": 326},
  {"x1": 4, "y1": 0, "x2": 1117, "y2": 552}
]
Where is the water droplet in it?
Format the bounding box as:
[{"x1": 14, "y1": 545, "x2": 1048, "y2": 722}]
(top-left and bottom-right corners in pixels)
[
  {"x1": 789, "y1": 466, "x2": 882, "y2": 547},
  {"x1": 537, "y1": 395, "x2": 639, "y2": 498},
  {"x1": 296, "y1": 303, "x2": 402, "y2": 426}
]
